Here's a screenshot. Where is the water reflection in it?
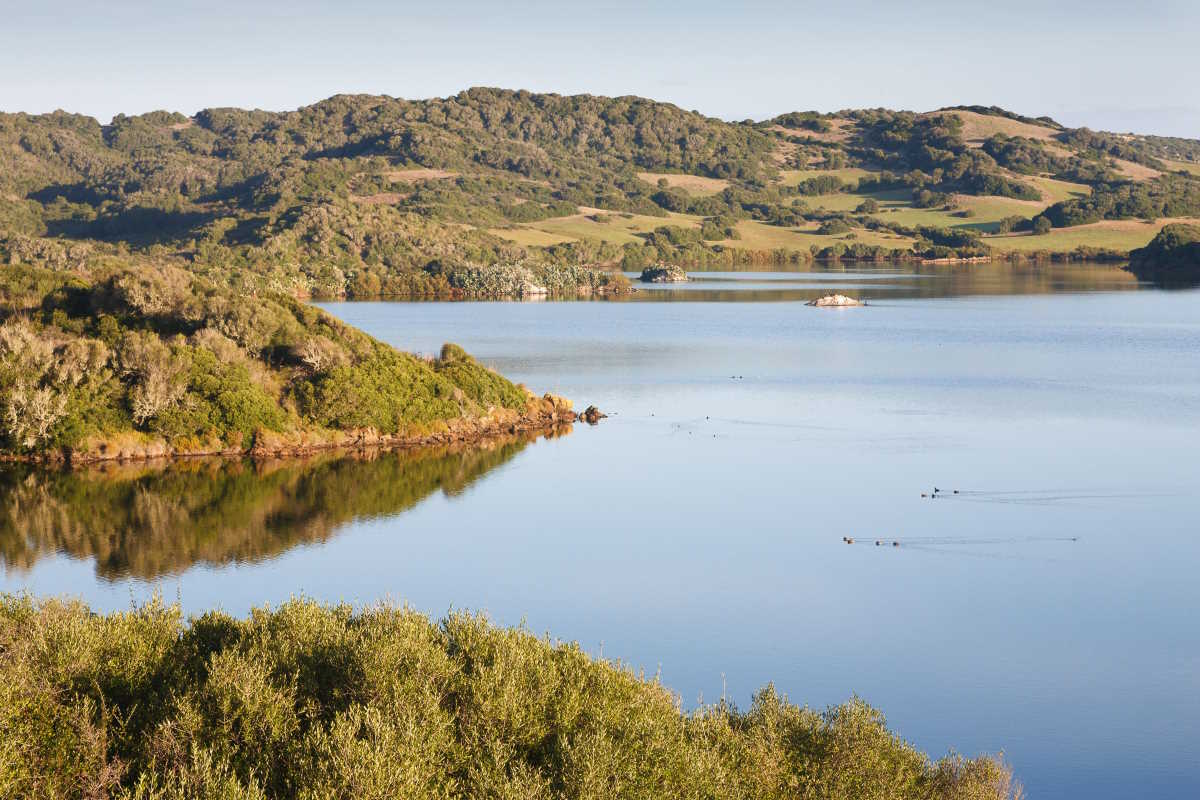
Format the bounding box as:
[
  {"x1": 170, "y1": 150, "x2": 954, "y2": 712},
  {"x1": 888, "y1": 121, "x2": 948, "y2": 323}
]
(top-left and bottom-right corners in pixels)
[
  {"x1": 0, "y1": 429, "x2": 564, "y2": 580},
  {"x1": 624, "y1": 262, "x2": 1145, "y2": 302}
]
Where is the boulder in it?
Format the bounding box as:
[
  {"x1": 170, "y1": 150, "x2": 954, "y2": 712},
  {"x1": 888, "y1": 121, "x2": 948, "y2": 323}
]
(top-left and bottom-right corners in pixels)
[
  {"x1": 806, "y1": 293, "x2": 864, "y2": 307},
  {"x1": 639, "y1": 265, "x2": 688, "y2": 283}
]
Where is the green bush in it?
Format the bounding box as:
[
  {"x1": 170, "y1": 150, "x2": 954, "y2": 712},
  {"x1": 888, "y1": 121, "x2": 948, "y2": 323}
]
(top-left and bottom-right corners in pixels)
[
  {"x1": 299, "y1": 346, "x2": 462, "y2": 432},
  {"x1": 817, "y1": 219, "x2": 852, "y2": 235},
  {"x1": 0, "y1": 596, "x2": 1019, "y2": 800},
  {"x1": 1128, "y1": 222, "x2": 1200, "y2": 275},
  {"x1": 0, "y1": 265, "x2": 533, "y2": 454},
  {"x1": 435, "y1": 343, "x2": 527, "y2": 410}
]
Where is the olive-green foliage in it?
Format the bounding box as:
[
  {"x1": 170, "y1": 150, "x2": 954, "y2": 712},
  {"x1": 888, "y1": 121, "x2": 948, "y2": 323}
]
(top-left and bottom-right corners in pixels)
[
  {"x1": 294, "y1": 342, "x2": 518, "y2": 433},
  {"x1": 0, "y1": 264, "x2": 526, "y2": 454},
  {"x1": 1128, "y1": 223, "x2": 1200, "y2": 275},
  {"x1": 435, "y1": 343, "x2": 527, "y2": 411},
  {"x1": 1041, "y1": 175, "x2": 1200, "y2": 227},
  {"x1": 5, "y1": 91, "x2": 1198, "y2": 293},
  {"x1": 0, "y1": 596, "x2": 1019, "y2": 800},
  {"x1": 817, "y1": 219, "x2": 853, "y2": 235}
]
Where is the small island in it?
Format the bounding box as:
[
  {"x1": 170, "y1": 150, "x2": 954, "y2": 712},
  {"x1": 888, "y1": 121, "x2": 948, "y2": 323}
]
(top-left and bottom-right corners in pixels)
[
  {"x1": 639, "y1": 265, "x2": 689, "y2": 283},
  {"x1": 807, "y1": 294, "x2": 865, "y2": 307}
]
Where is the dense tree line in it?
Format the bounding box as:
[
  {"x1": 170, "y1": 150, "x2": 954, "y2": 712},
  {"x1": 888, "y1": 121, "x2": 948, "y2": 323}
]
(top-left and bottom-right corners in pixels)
[{"x1": 1038, "y1": 175, "x2": 1200, "y2": 227}]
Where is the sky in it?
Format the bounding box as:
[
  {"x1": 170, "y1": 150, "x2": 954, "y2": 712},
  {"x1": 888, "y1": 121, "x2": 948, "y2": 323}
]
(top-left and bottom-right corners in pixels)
[{"x1": 2, "y1": 0, "x2": 1198, "y2": 137}]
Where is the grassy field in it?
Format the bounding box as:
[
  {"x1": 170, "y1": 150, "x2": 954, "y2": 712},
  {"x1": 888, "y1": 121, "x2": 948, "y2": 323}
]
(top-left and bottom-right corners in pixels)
[
  {"x1": 799, "y1": 175, "x2": 1091, "y2": 233},
  {"x1": 496, "y1": 207, "x2": 915, "y2": 254},
  {"x1": 796, "y1": 188, "x2": 1030, "y2": 232},
  {"x1": 1109, "y1": 157, "x2": 1162, "y2": 181},
  {"x1": 383, "y1": 168, "x2": 459, "y2": 183},
  {"x1": 884, "y1": 195, "x2": 1039, "y2": 231},
  {"x1": 930, "y1": 109, "x2": 1062, "y2": 145},
  {"x1": 768, "y1": 118, "x2": 854, "y2": 143},
  {"x1": 777, "y1": 167, "x2": 878, "y2": 187},
  {"x1": 636, "y1": 172, "x2": 730, "y2": 195},
  {"x1": 719, "y1": 219, "x2": 915, "y2": 251},
  {"x1": 512, "y1": 208, "x2": 700, "y2": 245},
  {"x1": 487, "y1": 227, "x2": 579, "y2": 246},
  {"x1": 492, "y1": 184, "x2": 1179, "y2": 258},
  {"x1": 987, "y1": 218, "x2": 1200, "y2": 253},
  {"x1": 1022, "y1": 175, "x2": 1091, "y2": 204},
  {"x1": 1162, "y1": 159, "x2": 1200, "y2": 177}
]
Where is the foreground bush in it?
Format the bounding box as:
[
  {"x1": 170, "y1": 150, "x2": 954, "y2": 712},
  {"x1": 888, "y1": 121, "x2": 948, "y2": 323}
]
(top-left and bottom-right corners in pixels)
[{"x1": 0, "y1": 596, "x2": 1018, "y2": 799}]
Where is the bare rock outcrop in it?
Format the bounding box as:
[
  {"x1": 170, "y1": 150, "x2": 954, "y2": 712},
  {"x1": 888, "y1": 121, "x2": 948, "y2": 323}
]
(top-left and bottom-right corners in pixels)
[
  {"x1": 806, "y1": 294, "x2": 864, "y2": 307},
  {"x1": 639, "y1": 265, "x2": 688, "y2": 283}
]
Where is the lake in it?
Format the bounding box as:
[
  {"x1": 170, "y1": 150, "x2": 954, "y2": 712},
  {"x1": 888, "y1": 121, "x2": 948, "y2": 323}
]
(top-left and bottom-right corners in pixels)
[{"x1": 3, "y1": 263, "x2": 1198, "y2": 799}]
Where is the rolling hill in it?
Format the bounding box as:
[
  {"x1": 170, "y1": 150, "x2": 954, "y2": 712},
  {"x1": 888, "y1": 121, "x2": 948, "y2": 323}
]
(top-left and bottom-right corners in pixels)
[{"x1": 3, "y1": 88, "x2": 1200, "y2": 300}]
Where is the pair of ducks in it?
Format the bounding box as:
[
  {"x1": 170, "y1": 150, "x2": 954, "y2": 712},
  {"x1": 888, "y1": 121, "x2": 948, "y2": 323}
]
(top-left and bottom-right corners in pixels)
[{"x1": 842, "y1": 536, "x2": 899, "y2": 547}]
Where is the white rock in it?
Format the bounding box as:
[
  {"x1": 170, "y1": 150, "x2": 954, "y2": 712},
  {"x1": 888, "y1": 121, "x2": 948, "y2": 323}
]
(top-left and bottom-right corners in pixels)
[{"x1": 806, "y1": 293, "x2": 863, "y2": 307}]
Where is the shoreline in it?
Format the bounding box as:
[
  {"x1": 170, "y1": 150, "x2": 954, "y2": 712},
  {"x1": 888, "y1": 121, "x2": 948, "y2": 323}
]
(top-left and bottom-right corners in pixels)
[{"x1": 2, "y1": 392, "x2": 583, "y2": 468}]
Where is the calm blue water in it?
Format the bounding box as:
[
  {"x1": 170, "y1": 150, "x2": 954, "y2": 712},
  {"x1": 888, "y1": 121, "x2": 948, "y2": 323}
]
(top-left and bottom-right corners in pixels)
[{"x1": 4, "y1": 265, "x2": 1199, "y2": 799}]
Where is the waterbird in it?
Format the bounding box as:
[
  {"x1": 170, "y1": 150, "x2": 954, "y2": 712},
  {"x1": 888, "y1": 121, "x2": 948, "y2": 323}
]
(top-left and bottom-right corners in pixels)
[
  {"x1": 892, "y1": 541, "x2": 900, "y2": 547},
  {"x1": 845, "y1": 537, "x2": 855, "y2": 544}
]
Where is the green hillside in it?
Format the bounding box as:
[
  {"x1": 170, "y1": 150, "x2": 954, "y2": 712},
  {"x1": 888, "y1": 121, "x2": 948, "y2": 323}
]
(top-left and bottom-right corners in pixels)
[
  {"x1": 4, "y1": 90, "x2": 1200, "y2": 298},
  {"x1": 0, "y1": 263, "x2": 567, "y2": 460}
]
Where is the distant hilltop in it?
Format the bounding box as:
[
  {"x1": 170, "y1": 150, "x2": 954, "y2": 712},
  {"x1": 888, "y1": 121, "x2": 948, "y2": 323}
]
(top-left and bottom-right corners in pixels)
[{"x1": 3, "y1": 88, "x2": 1200, "y2": 300}]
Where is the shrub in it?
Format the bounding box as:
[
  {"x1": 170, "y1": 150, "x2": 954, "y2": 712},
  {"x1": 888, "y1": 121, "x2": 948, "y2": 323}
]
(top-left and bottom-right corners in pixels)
[
  {"x1": 818, "y1": 219, "x2": 852, "y2": 235},
  {"x1": 0, "y1": 595, "x2": 1020, "y2": 800},
  {"x1": 0, "y1": 265, "x2": 537, "y2": 454}
]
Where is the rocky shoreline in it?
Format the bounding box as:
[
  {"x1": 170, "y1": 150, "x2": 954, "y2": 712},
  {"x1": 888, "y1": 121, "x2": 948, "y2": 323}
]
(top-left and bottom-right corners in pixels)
[{"x1": 4, "y1": 391, "x2": 593, "y2": 467}]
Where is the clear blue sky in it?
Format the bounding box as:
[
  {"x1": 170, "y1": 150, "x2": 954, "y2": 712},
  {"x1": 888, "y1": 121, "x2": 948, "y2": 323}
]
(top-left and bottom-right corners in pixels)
[{"x1": 2, "y1": 0, "x2": 1198, "y2": 137}]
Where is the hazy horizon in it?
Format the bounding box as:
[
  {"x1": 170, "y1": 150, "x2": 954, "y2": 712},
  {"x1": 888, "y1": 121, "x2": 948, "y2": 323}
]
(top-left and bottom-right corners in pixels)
[{"x1": 3, "y1": 0, "x2": 1199, "y2": 138}]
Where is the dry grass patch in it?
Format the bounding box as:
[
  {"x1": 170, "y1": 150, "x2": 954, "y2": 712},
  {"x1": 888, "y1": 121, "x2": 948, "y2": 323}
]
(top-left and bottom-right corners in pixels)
[
  {"x1": 636, "y1": 172, "x2": 730, "y2": 195},
  {"x1": 931, "y1": 110, "x2": 1062, "y2": 147},
  {"x1": 988, "y1": 217, "x2": 1200, "y2": 253},
  {"x1": 525, "y1": 207, "x2": 701, "y2": 246},
  {"x1": 769, "y1": 118, "x2": 854, "y2": 143},
  {"x1": 1022, "y1": 175, "x2": 1091, "y2": 204},
  {"x1": 487, "y1": 228, "x2": 578, "y2": 247},
  {"x1": 1162, "y1": 158, "x2": 1200, "y2": 177},
  {"x1": 1109, "y1": 157, "x2": 1161, "y2": 181},
  {"x1": 719, "y1": 220, "x2": 914, "y2": 252},
  {"x1": 384, "y1": 168, "x2": 459, "y2": 182},
  {"x1": 350, "y1": 192, "x2": 407, "y2": 205},
  {"x1": 778, "y1": 167, "x2": 878, "y2": 187}
]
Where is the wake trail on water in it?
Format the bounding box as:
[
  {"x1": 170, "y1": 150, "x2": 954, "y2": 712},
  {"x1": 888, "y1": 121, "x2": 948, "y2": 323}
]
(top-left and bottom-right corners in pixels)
[{"x1": 922, "y1": 487, "x2": 1178, "y2": 505}]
